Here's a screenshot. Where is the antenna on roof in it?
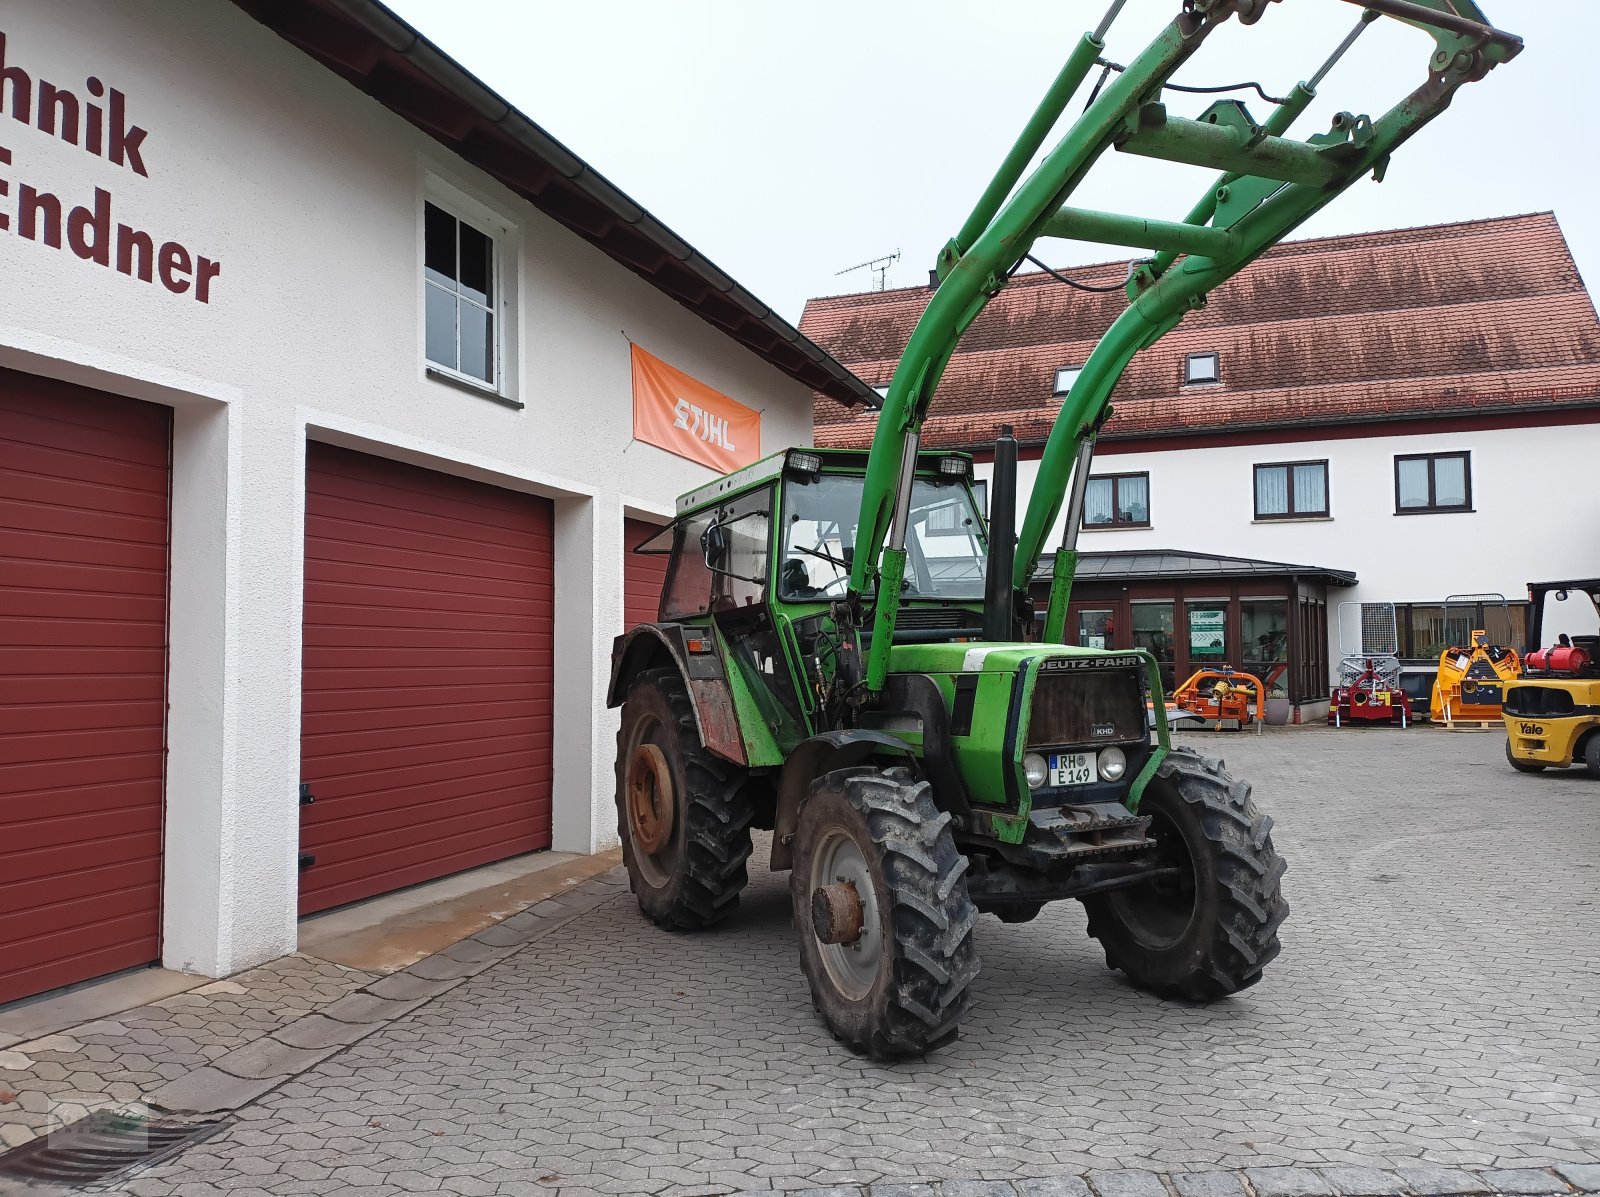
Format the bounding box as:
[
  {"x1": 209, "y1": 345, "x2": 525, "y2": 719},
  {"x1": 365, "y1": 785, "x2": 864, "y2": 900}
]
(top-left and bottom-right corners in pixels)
[{"x1": 835, "y1": 249, "x2": 901, "y2": 291}]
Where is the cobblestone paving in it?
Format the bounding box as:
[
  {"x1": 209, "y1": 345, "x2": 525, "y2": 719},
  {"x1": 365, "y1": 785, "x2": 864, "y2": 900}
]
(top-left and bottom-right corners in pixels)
[
  {"x1": 11, "y1": 727, "x2": 1600, "y2": 1195},
  {"x1": 0, "y1": 955, "x2": 377, "y2": 1149}
]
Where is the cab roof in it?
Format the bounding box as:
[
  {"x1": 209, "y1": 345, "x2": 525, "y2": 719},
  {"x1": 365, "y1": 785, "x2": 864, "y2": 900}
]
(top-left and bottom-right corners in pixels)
[{"x1": 674, "y1": 447, "x2": 974, "y2": 515}]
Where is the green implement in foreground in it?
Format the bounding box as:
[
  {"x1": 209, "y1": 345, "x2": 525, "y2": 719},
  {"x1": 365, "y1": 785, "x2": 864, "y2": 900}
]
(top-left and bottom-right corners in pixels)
[{"x1": 609, "y1": 0, "x2": 1520, "y2": 1057}]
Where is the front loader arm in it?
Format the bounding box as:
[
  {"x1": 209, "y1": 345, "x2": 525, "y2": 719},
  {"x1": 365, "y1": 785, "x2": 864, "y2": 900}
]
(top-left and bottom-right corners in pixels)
[{"x1": 849, "y1": 0, "x2": 1519, "y2": 691}]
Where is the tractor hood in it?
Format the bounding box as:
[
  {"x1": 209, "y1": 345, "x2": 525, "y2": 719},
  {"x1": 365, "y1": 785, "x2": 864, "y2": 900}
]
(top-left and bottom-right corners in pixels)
[{"x1": 889, "y1": 642, "x2": 1146, "y2": 675}]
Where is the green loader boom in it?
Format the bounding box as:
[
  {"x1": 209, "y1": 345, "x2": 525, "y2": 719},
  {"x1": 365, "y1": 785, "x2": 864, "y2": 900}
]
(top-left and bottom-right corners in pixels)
[{"x1": 851, "y1": 0, "x2": 1521, "y2": 690}]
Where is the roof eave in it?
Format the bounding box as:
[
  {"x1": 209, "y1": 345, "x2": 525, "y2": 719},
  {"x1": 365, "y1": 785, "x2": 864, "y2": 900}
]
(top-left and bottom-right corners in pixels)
[{"x1": 231, "y1": 0, "x2": 877, "y2": 410}]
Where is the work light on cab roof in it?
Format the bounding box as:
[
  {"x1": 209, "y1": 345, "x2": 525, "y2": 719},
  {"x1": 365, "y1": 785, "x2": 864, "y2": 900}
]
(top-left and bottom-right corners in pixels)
[{"x1": 607, "y1": 0, "x2": 1521, "y2": 1058}]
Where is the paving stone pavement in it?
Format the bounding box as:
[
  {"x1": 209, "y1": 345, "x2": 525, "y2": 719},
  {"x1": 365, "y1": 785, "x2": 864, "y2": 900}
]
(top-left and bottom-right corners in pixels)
[
  {"x1": 4, "y1": 727, "x2": 1599, "y2": 1196},
  {"x1": 0, "y1": 955, "x2": 377, "y2": 1149}
]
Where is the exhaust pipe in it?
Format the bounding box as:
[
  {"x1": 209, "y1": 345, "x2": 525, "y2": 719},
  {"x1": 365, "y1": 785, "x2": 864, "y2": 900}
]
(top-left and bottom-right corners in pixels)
[{"x1": 983, "y1": 425, "x2": 1018, "y2": 642}]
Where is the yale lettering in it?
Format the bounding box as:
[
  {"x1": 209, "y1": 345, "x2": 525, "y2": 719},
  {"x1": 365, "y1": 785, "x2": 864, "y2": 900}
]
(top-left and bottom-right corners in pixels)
[
  {"x1": 672, "y1": 397, "x2": 737, "y2": 451},
  {"x1": 1518, "y1": 722, "x2": 1545, "y2": 736}
]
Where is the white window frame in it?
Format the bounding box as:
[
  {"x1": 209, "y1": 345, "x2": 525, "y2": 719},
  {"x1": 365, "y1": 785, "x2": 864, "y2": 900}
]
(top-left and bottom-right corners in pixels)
[
  {"x1": 1053, "y1": 366, "x2": 1081, "y2": 396},
  {"x1": 1184, "y1": 352, "x2": 1220, "y2": 386},
  {"x1": 421, "y1": 172, "x2": 521, "y2": 407}
]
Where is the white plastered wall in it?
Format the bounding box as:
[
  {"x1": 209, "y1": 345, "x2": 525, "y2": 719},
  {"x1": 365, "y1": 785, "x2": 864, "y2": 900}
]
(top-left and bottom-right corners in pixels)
[
  {"x1": 0, "y1": 0, "x2": 816, "y2": 977},
  {"x1": 976, "y1": 419, "x2": 1600, "y2": 679}
]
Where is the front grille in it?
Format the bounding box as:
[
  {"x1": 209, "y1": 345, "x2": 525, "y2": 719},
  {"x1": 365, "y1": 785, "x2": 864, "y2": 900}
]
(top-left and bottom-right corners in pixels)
[
  {"x1": 1028, "y1": 668, "x2": 1145, "y2": 747},
  {"x1": 896, "y1": 605, "x2": 977, "y2": 630}
]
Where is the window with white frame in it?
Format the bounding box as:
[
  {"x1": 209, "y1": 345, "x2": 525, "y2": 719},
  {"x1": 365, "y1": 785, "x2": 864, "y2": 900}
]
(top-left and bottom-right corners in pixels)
[
  {"x1": 1254, "y1": 460, "x2": 1329, "y2": 519},
  {"x1": 424, "y1": 200, "x2": 499, "y2": 388},
  {"x1": 1053, "y1": 366, "x2": 1081, "y2": 396},
  {"x1": 1185, "y1": 352, "x2": 1219, "y2": 385}
]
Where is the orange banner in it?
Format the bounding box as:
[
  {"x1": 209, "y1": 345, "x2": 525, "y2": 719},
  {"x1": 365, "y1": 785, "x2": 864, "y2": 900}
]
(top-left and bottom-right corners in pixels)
[{"x1": 631, "y1": 343, "x2": 760, "y2": 473}]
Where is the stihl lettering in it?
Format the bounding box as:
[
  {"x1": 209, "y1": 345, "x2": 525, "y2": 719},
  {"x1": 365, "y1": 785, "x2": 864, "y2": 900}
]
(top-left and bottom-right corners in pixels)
[
  {"x1": 672, "y1": 398, "x2": 737, "y2": 450},
  {"x1": 0, "y1": 29, "x2": 223, "y2": 303}
]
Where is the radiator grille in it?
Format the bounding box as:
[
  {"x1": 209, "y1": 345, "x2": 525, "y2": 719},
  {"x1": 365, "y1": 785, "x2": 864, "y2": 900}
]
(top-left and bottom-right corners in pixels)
[
  {"x1": 1028, "y1": 669, "x2": 1146, "y2": 747},
  {"x1": 895, "y1": 605, "x2": 978, "y2": 630}
]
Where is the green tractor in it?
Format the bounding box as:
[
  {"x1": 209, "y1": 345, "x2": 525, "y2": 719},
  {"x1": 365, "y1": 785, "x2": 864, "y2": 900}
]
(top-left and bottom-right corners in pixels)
[{"x1": 609, "y1": 0, "x2": 1520, "y2": 1056}]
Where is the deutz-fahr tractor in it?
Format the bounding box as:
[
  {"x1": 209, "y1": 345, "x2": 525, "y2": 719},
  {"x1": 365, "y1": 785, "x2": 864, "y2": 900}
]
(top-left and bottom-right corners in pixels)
[{"x1": 608, "y1": 0, "x2": 1520, "y2": 1055}]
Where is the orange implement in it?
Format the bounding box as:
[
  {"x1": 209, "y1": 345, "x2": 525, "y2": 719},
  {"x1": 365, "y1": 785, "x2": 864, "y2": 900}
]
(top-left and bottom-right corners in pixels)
[{"x1": 1172, "y1": 667, "x2": 1266, "y2": 726}]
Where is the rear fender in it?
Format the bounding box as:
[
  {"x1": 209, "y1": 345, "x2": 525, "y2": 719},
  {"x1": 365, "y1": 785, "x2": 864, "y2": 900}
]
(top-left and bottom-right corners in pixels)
[
  {"x1": 609, "y1": 624, "x2": 747, "y2": 767},
  {"x1": 769, "y1": 730, "x2": 918, "y2": 871}
]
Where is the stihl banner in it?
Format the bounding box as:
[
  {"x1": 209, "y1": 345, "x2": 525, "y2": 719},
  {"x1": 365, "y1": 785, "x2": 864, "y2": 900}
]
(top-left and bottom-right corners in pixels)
[{"x1": 631, "y1": 343, "x2": 760, "y2": 472}]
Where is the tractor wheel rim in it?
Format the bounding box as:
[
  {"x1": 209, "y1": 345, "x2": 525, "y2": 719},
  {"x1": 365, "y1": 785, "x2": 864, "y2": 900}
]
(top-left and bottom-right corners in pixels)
[
  {"x1": 626, "y1": 742, "x2": 675, "y2": 859},
  {"x1": 1111, "y1": 805, "x2": 1198, "y2": 949},
  {"x1": 810, "y1": 827, "x2": 882, "y2": 1001}
]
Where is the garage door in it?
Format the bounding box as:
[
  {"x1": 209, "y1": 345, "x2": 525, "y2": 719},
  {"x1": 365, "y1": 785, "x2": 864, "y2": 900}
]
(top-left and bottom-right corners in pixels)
[
  {"x1": 300, "y1": 444, "x2": 554, "y2": 914},
  {"x1": 0, "y1": 369, "x2": 170, "y2": 1005},
  {"x1": 623, "y1": 517, "x2": 668, "y2": 631}
]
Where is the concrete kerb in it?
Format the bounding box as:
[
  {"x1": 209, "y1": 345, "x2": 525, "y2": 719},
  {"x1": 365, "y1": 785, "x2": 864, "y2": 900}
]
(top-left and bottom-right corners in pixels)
[
  {"x1": 146, "y1": 868, "x2": 626, "y2": 1116},
  {"x1": 771, "y1": 1165, "x2": 1595, "y2": 1197}
]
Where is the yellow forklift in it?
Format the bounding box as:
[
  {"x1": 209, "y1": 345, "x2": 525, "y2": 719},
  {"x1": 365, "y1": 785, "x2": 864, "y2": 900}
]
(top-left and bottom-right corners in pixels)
[{"x1": 1503, "y1": 578, "x2": 1600, "y2": 776}]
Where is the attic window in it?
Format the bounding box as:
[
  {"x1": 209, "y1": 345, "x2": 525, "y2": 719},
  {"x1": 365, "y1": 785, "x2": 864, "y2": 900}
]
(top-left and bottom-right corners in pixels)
[
  {"x1": 1053, "y1": 366, "x2": 1081, "y2": 396},
  {"x1": 1185, "y1": 352, "x2": 1220, "y2": 385},
  {"x1": 873, "y1": 385, "x2": 891, "y2": 399}
]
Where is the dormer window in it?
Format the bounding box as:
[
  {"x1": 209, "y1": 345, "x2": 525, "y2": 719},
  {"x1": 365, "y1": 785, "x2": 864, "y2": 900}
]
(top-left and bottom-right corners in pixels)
[
  {"x1": 1053, "y1": 366, "x2": 1081, "y2": 396},
  {"x1": 1185, "y1": 352, "x2": 1219, "y2": 385}
]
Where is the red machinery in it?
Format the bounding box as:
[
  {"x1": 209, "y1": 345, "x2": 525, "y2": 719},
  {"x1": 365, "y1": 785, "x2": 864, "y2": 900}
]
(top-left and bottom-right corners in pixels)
[
  {"x1": 1329, "y1": 657, "x2": 1414, "y2": 727},
  {"x1": 1526, "y1": 643, "x2": 1591, "y2": 674}
]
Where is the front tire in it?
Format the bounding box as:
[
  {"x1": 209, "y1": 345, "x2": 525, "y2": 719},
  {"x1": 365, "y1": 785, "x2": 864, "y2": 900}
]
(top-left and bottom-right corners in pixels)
[
  {"x1": 1083, "y1": 747, "x2": 1287, "y2": 1001},
  {"x1": 791, "y1": 767, "x2": 978, "y2": 1058},
  {"x1": 615, "y1": 668, "x2": 753, "y2": 929}
]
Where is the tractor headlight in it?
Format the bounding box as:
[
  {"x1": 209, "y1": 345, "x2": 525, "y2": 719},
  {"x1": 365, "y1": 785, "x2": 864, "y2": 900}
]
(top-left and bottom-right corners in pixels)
[
  {"x1": 1097, "y1": 746, "x2": 1127, "y2": 782},
  {"x1": 1023, "y1": 753, "x2": 1049, "y2": 790}
]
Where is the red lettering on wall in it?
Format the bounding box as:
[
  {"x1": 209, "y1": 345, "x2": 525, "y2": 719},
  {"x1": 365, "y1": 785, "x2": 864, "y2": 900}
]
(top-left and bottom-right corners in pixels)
[
  {"x1": 195, "y1": 257, "x2": 221, "y2": 305},
  {"x1": 159, "y1": 240, "x2": 191, "y2": 294},
  {"x1": 67, "y1": 186, "x2": 109, "y2": 265},
  {"x1": 18, "y1": 183, "x2": 60, "y2": 247},
  {"x1": 0, "y1": 32, "x2": 220, "y2": 302},
  {"x1": 115, "y1": 223, "x2": 152, "y2": 281}
]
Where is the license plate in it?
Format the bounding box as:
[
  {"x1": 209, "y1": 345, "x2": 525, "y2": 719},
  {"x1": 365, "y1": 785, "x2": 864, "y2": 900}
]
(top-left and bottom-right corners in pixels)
[{"x1": 1048, "y1": 752, "x2": 1095, "y2": 787}]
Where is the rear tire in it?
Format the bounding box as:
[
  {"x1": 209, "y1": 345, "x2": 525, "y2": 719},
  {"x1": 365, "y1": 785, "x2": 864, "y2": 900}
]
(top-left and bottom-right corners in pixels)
[
  {"x1": 1083, "y1": 747, "x2": 1287, "y2": 1001},
  {"x1": 1506, "y1": 738, "x2": 1546, "y2": 774},
  {"x1": 1584, "y1": 733, "x2": 1600, "y2": 779},
  {"x1": 791, "y1": 766, "x2": 979, "y2": 1058},
  {"x1": 615, "y1": 668, "x2": 753, "y2": 929}
]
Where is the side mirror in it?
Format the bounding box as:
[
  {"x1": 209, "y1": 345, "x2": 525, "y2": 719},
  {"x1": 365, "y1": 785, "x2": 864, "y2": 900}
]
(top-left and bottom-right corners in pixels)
[{"x1": 701, "y1": 521, "x2": 729, "y2": 570}]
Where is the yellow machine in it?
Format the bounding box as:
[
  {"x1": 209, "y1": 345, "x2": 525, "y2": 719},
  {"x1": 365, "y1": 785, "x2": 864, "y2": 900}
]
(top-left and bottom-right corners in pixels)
[
  {"x1": 1504, "y1": 578, "x2": 1600, "y2": 777},
  {"x1": 1430, "y1": 594, "x2": 1522, "y2": 724}
]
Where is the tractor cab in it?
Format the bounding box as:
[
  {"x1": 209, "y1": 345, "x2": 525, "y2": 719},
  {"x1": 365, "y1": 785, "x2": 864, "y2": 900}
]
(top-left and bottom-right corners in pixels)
[{"x1": 629, "y1": 448, "x2": 993, "y2": 753}]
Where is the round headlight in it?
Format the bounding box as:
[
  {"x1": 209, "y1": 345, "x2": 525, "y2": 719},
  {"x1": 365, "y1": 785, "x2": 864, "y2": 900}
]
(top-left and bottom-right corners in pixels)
[
  {"x1": 1023, "y1": 752, "x2": 1049, "y2": 790},
  {"x1": 1097, "y1": 745, "x2": 1128, "y2": 782}
]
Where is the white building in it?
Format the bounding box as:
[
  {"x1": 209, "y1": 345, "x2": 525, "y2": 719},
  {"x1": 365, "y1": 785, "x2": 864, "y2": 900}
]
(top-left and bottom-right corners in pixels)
[
  {"x1": 0, "y1": 0, "x2": 875, "y2": 1005},
  {"x1": 804, "y1": 213, "x2": 1600, "y2": 713}
]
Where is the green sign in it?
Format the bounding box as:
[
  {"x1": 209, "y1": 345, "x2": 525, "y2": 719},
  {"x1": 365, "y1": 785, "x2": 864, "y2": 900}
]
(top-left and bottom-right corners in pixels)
[{"x1": 1189, "y1": 608, "x2": 1225, "y2": 657}]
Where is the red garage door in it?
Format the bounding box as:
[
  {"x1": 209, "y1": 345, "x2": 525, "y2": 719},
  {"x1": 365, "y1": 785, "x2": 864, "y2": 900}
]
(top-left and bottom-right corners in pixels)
[
  {"x1": 0, "y1": 369, "x2": 170, "y2": 1005},
  {"x1": 623, "y1": 517, "x2": 668, "y2": 631},
  {"x1": 300, "y1": 444, "x2": 554, "y2": 914}
]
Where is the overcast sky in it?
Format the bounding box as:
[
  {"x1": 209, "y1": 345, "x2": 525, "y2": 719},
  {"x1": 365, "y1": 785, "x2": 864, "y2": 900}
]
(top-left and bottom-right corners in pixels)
[{"x1": 385, "y1": 0, "x2": 1596, "y2": 327}]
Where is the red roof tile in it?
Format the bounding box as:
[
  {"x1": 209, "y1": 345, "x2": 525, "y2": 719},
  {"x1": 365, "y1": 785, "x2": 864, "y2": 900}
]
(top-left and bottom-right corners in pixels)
[{"x1": 800, "y1": 213, "x2": 1600, "y2": 449}]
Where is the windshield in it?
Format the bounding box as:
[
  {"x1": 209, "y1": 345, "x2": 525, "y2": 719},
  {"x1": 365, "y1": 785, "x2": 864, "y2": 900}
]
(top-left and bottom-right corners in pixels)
[{"x1": 779, "y1": 472, "x2": 987, "y2": 602}]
